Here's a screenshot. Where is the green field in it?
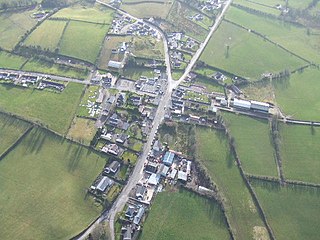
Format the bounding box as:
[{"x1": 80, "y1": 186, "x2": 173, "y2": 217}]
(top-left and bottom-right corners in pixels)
[
  {"x1": 0, "y1": 51, "x2": 27, "y2": 69},
  {"x1": 0, "y1": 127, "x2": 106, "y2": 240},
  {"x1": 200, "y1": 20, "x2": 305, "y2": 80},
  {"x1": 121, "y1": 2, "x2": 172, "y2": 19},
  {"x1": 195, "y1": 127, "x2": 268, "y2": 240},
  {"x1": 132, "y1": 36, "x2": 164, "y2": 60},
  {"x1": 225, "y1": 6, "x2": 320, "y2": 64},
  {"x1": 59, "y1": 21, "x2": 109, "y2": 63},
  {"x1": 0, "y1": 113, "x2": 30, "y2": 155},
  {"x1": 252, "y1": 180, "x2": 320, "y2": 240},
  {"x1": 140, "y1": 188, "x2": 230, "y2": 240},
  {"x1": 195, "y1": 76, "x2": 225, "y2": 93},
  {"x1": 273, "y1": 68, "x2": 320, "y2": 121},
  {"x1": 223, "y1": 113, "x2": 278, "y2": 177},
  {"x1": 24, "y1": 20, "x2": 67, "y2": 50},
  {"x1": 0, "y1": 83, "x2": 84, "y2": 134},
  {"x1": 122, "y1": 67, "x2": 155, "y2": 80},
  {"x1": 233, "y1": 0, "x2": 281, "y2": 15},
  {"x1": 52, "y1": 4, "x2": 114, "y2": 24},
  {"x1": 0, "y1": 9, "x2": 37, "y2": 50},
  {"x1": 22, "y1": 59, "x2": 88, "y2": 79},
  {"x1": 279, "y1": 124, "x2": 320, "y2": 183}
]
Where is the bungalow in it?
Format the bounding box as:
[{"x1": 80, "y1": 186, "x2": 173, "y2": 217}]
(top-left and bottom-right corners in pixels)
[
  {"x1": 104, "y1": 161, "x2": 120, "y2": 174},
  {"x1": 145, "y1": 162, "x2": 158, "y2": 174},
  {"x1": 125, "y1": 205, "x2": 136, "y2": 220},
  {"x1": 133, "y1": 207, "x2": 145, "y2": 225},
  {"x1": 116, "y1": 134, "x2": 129, "y2": 144},
  {"x1": 102, "y1": 144, "x2": 120, "y2": 156},
  {"x1": 96, "y1": 176, "x2": 114, "y2": 193},
  {"x1": 123, "y1": 226, "x2": 132, "y2": 240},
  {"x1": 163, "y1": 151, "x2": 175, "y2": 166},
  {"x1": 148, "y1": 173, "x2": 160, "y2": 186},
  {"x1": 135, "y1": 185, "x2": 147, "y2": 200}
]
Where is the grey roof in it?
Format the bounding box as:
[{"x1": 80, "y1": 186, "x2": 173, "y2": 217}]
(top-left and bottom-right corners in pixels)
[
  {"x1": 96, "y1": 176, "x2": 114, "y2": 192},
  {"x1": 177, "y1": 171, "x2": 188, "y2": 182},
  {"x1": 108, "y1": 161, "x2": 120, "y2": 173},
  {"x1": 133, "y1": 207, "x2": 145, "y2": 225},
  {"x1": 136, "y1": 185, "x2": 147, "y2": 198}
]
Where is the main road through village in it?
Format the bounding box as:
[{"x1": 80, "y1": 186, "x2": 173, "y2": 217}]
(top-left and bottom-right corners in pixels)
[{"x1": 77, "y1": 0, "x2": 233, "y2": 239}]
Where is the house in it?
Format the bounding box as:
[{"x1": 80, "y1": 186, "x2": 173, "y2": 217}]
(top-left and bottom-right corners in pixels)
[
  {"x1": 125, "y1": 205, "x2": 136, "y2": 220},
  {"x1": 158, "y1": 164, "x2": 169, "y2": 177},
  {"x1": 148, "y1": 173, "x2": 160, "y2": 185},
  {"x1": 39, "y1": 80, "x2": 65, "y2": 91},
  {"x1": 102, "y1": 144, "x2": 120, "y2": 156},
  {"x1": 135, "y1": 185, "x2": 147, "y2": 200},
  {"x1": 123, "y1": 226, "x2": 132, "y2": 240},
  {"x1": 96, "y1": 176, "x2": 114, "y2": 193},
  {"x1": 145, "y1": 162, "x2": 158, "y2": 174},
  {"x1": 133, "y1": 207, "x2": 145, "y2": 225},
  {"x1": 104, "y1": 161, "x2": 120, "y2": 174},
  {"x1": 169, "y1": 169, "x2": 177, "y2": 179},
  {"x1": 101, "y1": 133, "x2": 113, "y2": 141},
  {"x1": 109, "y1": 113, "x2": 119, "y2": 126},
  {"x1": 177, "y1": 171, "x2": 188, "y2": 182},
  {"x1": 116, "y1": 134, "x2": 128, "y2": 144},
  {"x1": 162, "y1": 151, "x2": 175, "y2": 166}
]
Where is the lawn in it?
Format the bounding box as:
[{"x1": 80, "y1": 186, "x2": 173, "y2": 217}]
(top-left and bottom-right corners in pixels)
[
  {"x1": 0, "y1": 127, "x2": 106, "y2": 240},
  {"x1": 279, "y1": 124, "x2": 320, "y2": 184},
  {"x1": 22, "y1": 59, "x2": 88, "y2": 79},
  {"x1": 122, "y1": 67, "x2": 155, "y2": 80},
  {"x1": 225, "y1": 6, "x2": 320, "y2": 64},
  {"x1": 132, "y1": 36, "x2": 164, "y2": 60},
  {"x1": 0, "y1": 113, "x2": 30, "y2": 155},
  {"x1": 52, "y1": 4, "x2": 114, "y2": 24},
  {"x1": 200, "y1": 20, "x2": 305, "y2": 81},
  {"x1": 0, "y1": 51, "x2": 27, "y2": 69},
  {"x1": 222, "y1": 113, "x2": 278, "y2": 177},
  {"x1": 24, "y1": 20, "x2": 67, "y2": 51},
  {"x1": 0, "y1": 83, "x2": 84, "y2": 134},
  {"x1": 59, "y1": 21, "x2": 109, "y2": 63},
  {"x1": 121, "y1": 1, "x2": 173, "y2": 19},
  {"x1": 67, "y1": 117, "x2": 97, "y2": 145},
  {"x1": 140, "y1": 188, "x2": 231, "y2": 240},
  {"x1": 195, "y1": 127, "x2": 268, "y2": 240},
  {"x1": 252, "y1": 180, "x2": 320, "y2": 240},
  {"x1": 0, "y1": 9, "x2": 37, "y2": 50},
  {"x1": 273, "y1": 68, "x2": 320, "y2": 121}
]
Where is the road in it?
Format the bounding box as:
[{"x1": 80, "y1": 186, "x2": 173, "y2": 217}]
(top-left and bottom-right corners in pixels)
[{"x1": 78, "y1": 1, "x2": 232, "y2": 240}]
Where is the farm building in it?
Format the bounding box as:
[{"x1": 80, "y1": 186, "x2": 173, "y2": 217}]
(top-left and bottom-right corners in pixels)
[
  {"x1": 108, "y1": 60, "x2": 123, "y2": 69},
  {"x1": 233, "y1": 98, "x2": 251, "y2": 110},
  {"x1": 178, "y1": 171, "x2": 188, "y2": 182},
  {"x1": 169, "y1": 169, "x2": 177, "y2": 179},
  {"x1": 250, "y1": 100, "x2": 270, "y2": 112},
  {"x1": 162, "y1": 151, "x2": 175, "y2": 166}
]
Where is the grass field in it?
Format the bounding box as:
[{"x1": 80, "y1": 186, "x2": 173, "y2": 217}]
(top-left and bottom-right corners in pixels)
[
  {"x1": 195, "y1": 127, "x2": 268, "y2": 240},
  {"x1": 0, "y1": 51, "x2": 27, "y2": 69},
  {"x1": 122, "y1": 67, "x2": 155, "y2": 80},
  {"x1": 59, "y1": 21, "x2": 109, "y2": 63},
  {"x1": 195, "y1": 76, "x2": 225, "y2": 93},
  {"x1": 52, "y1": 4, "x2": 114, "y2": 24},
  {"x1": 233, "y1": 0, "x2": 281, "y2": 15},
  {"x1": 252, "y1": 180, "x2": 320, "y2": 240},
  {"x1": 0, "y1": 83, "x2": 84, "y2": 134},
  {"x1": 0, "y1": 9, "x2": 37, "y2": 50},
  {"x1": 241, "y1": 81, "x2": 275, "y2": 103},
  {"x1": 200, "y1": 20, "x2": 305, "y2": 80},
  {"x1": 273, "y1": 68, "x2": 320, "y2": 121},
  {"x1": 132, "y1": 36, "x2": 164, "y2": 60},
  {"x1": 0, "y1": 127, "x2": 106, "y2": 240},
  {"x1": 279, "y1": 124, "x2": 320, "y2": 183},
  {"x1": 140, "y1": 188, "x2": 230, "y2": 240},
  {"x1": 67, "y1": 117, "x2": 97, "y2": 145},
  {"x1": 225, "y1": 6, "x2": 320, "y2": 64},
  {"x1": 121, "y1": 2, "x2": 173, "y2": 19},
  {"x1": 0, "y1": 113, "x2": 30, "y2": 155},
  {"x1": 22, "y1": 59, "x2": 88, "y2": 79},
  {"x1": 24, "y1": 20, "x2": 67, "y2": 50},
  {"x1": 223, "y1": 113, "x2": 278, "y2": 177}
]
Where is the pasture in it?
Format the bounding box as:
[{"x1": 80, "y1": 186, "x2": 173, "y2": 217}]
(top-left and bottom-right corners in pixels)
[
  {"x1": 121, "y1": 2, "x2": 172, "y2": 19},
  {"x1": 140, "y1": 188, "x2": 230, "y2": 240},
  {"x1": 0, "y1": 9, "x2": 37, "y2": 50},
  {"x1": 22, "y1": 59, "x2": 88, "y2": 79},
  {"x1": 195, "y1": 76, "x2": 225, "y2": 93},
  {"x1": 0, "y1": 113, "x2": 30, "y2": 155},
  {"x1": 195, "y1": 127, "x2": 268, "y2": 240},
  {"x1": 52, "y1": 4, "x2": 114, "y2": 24},
  {"x1": 279, "y1": 124, "x2": 320, "y2": 184},
  {"x1": 0, "y1": 51, "x2": 27, "y2": 69},
  {"x1": 122, "y1": 67, "x2": 155, "y2": 80},
  {"x1": 132, "y1": 36, "x2": 164, "y2": 60},
  {"x1": 0, "y1": 83, "x2": 84, "y2": 134},
  {"x1": 225, "y1": 6, "x2": 320, "y2": 64},
  {"x1": 59, "y1": 21, "x2": 109, "y2": 63},
  {"x1": 67, "y1": 117, "x2": 97, "y2": 145},
  {"x1": 252, "y1": 180, "x2": 320, "y2": 240},
  {"x1": 0, "y1": 127, "x2": 106, "y2": 240},
  {"x1": 200, "y1": 20, "x2": 305, "y2": 80},
  {"x1": 273, "y1": 68, "x2": 320, "y2": 121},
  {"x1": 24, "y1": 20, "x2": 67, "y2": 50},
  {"x1": 233, "y1": 0, "x2": 281, "y2": 15},
  {"x1": 223, "y1": 112, "x2": 278, "y2": 177}
]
